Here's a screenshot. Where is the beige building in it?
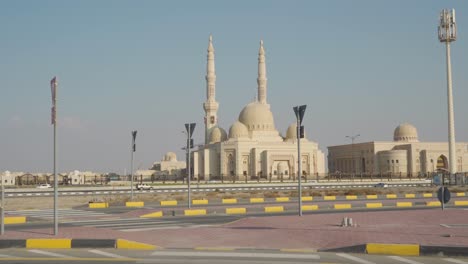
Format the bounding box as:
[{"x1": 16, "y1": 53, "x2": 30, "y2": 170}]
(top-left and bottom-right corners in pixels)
[
  {"x1": 150, "y1": 152, "x2": 186, "y2": 179},
  {"x1": 0, "y1": 171, "x2": 17, "y2": 186},
  {"x1": 328, "y1": 123, "x2": 468, "y2": 175},
  {"x1": 192, "y1": 36, "x2": 325, "y2": 180}
]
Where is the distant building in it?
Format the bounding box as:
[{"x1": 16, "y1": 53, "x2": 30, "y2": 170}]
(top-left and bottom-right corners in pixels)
[
  {"x1": 328, "y1": 123, "x2": 468, "y2": 175},
  {"x1": 150, "y1": 152, "x2": 186, "y2": 179},
  {"x1": 0, "y1": 171, "x2": 17, "y2": 186}
]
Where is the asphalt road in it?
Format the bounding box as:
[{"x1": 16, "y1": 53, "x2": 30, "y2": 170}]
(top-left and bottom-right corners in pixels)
[
  {"x1": 4, "y1": 180, "x2": 432, "y2": 198},
  {"x1": 0, "y1": 249, "x2": 467, "y2": 264}
]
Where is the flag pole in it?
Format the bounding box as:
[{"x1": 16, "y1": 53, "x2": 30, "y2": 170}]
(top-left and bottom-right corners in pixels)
[{"x1": 51, "y1": 77, "x2": 58, "y2": 236}]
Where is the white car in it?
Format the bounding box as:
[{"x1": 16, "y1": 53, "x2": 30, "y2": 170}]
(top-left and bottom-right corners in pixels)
[
  {"x1": 36, "y1": 184, "x2": 52, "y2": 188},
  {"x1": 136, "y1": 184, "x2": 153, "y2": 190}
]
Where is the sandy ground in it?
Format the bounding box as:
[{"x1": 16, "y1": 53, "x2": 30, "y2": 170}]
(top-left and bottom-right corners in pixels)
[{"x1": 3, "y1": 186, "x2": 467, "y2": 210}]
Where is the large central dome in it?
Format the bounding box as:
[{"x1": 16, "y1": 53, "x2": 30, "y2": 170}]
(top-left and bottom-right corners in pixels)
[{"x1": 238, "y1": 102, "x2": 276, "y2": 131}]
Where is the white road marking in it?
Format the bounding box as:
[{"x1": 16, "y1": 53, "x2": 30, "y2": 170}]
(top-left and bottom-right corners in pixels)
[
  {"x1": 87, "y1": 220, "x2": 170, "y2": 228},
  {"x1": 444, "y1": 258, "x2": 468, "y2": 264},
  {"x1": 121, "y1": 224, "x2": 214, "y2": 232},
  {"x1": 150, "y1": 251, "x2": 320, "y2": 259},
  {"x1": 28, "y1": 249, "x2": 70, "y2": 258},
  {"x1": 388, "y1": 255, "x2": 424, "y2": 264},
  {"x1": 336, "y1": 253, "x2": 375, "y2": 264},
  {"x1": 88, "y1": 249, "x2": 125, "y2": 258},
  {"x1": 0, "y1": 254, "x2": 13, "y2": 257}
]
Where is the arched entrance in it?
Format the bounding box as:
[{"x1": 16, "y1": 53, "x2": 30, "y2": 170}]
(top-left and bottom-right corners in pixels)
[{"x1": 436, "y1": 155, "x2": 448, "y2": 170}]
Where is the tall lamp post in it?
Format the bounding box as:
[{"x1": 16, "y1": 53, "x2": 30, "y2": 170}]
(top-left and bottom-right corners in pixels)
[
  {"x1": 185, "y1": 123, "x2": 196, "y2": 209},
  {"x1": 1, "y1": 172, "x2": 4, "y2": 235},
  {"x1": 438, "y1": 9, "x2": 457, "y2": 176},
  {"x1": 130, "y1": 130, "x2": 137, "y2": 200},
  {"x1": 346, "y1": 134, "x2": 360, "y2": 174},
  {"x1": 50, "y1": 76, "x2": 59, "y2": 236},
  {"x1": 293, "y1": 105, "x2": 306, "y2": 217}
]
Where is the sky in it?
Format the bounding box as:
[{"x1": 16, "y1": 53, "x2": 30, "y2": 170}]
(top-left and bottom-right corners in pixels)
[{"x1": 1, "y1": 0, "x2": 467, "y2": 174}]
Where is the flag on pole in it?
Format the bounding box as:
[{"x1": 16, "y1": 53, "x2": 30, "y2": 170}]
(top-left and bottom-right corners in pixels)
[{"x1": 50, "y1": 77, "x2": 57, "y2": 125}]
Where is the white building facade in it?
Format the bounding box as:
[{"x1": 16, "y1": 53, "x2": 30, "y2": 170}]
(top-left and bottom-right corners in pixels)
[
  {"x1": 328, "y1": 123, "x2": 468, "y2": 175},
  {"x1": 193, "y1": 37, "x2": 325, "y2": 180}
]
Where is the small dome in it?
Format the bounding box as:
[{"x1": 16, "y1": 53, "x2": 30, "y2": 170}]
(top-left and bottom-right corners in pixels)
[
  {"x1": 229, "y1": 121, "x2": 249, "y2": 139},
  {"x1": 394, "y1": 123, "x2": 419, "y2": 142},
  {"x1": 164, "y1": 152, "x2": 177, "y2": 161},
  {"x1": 238, "y1": 102, "x2": 276, "y2": 131},
  {"x1": 210, "y1": 127, "x2": 227, "y2": 143}
]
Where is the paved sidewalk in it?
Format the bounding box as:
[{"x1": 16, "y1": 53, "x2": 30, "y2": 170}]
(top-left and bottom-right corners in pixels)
[{"x1": 1, "y1": 208, "x2": 467, "y2": 251}]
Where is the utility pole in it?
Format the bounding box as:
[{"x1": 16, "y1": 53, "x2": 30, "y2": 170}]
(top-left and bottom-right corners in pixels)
[
  {"x1": 293, "y1": 105, "x2": 306, "y2": 216},
  {"x1": 130, "y1": 130, "x2": 137, "y2": 200},
  {"x1": 50, "y1": 76, "x2": 59, "y2": 236},
  {"x1": 185, "y1": 123, "x2": 196, "y2": 209},
  {"x1": 346, "y1": 134, "x2": 360, "y2": 174},
  {"x1": 438, "y1": 9, "x2": 458, "y2": 175}
]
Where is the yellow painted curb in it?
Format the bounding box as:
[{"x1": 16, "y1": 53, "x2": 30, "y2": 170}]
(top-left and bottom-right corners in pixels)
[
  {"x1": 140, "y1": 211, "x2": 163, "y2": 218},
  {"x1": 222, "y1": 198, "x2": 237, "y2": 204},
  {"x1": 366, "y1": 243, "x2": 419, "y2": 256},
  {"x1": 116, "y1": 239, "x2": 156, "y2": 250},
  {"x1": 366, "y1": 195, "x2": 378, "y2": 199},
  {"x1": 161, "y1": 200, "x2": 178, "y2": 206},
  {"x1": 192, "y1": 199, "x2": 208, "y2": 205},
  {"x1": 89, "y1": 202, "x2": 109, "y2": 208},
  {"x1": 126, "y1": 201, "x2": 144, "y2": 207},
  {"x1": 26, "y1": 239, "x2": 71, "y2": 249},
  {"x1": 301, "y1": 196, "x2": 313, "y2": 201},
  {"x1": 250, "y1": 198, "x2": 265, "y2": 203},
  {"x1": 324, "y1": 196, "x2": 336, "y2": 201},
  {"x1": 334, "y1": 204, "x2": 351, "y2": 209},
  {"x1": 265, "y1": 206, "x2": 284, "y2": 213},
  {"x1": 456, "y1": 192, "x2": 466, "y2": 197},
  {"x1": 423, "y1": 193, "x2": 433, "y2": 198},
  {"x1": 405, "y1": 194, "x2": 415, "y2": 198},
  {"x1": 4, "y1": 216, "x2": 26, "y2": 224},
  {"x1": 426, "y1": 201, "x2": 441, "y2": 207},
  {"x1": 386, "y1": 194, "x2": 397, "y2": 199},
  {"x1": 302, "y1": 205, "x2": 318, "y2": 211},
  {"x1": 276, "y1": 197, "x2": 290, "y2": 202},
  {"x1": 345, "y1": 195, "x2": 357, "y2": 200},
  {"x1": 366, "y1": 203, "x2": 383, "y2": 208},
  {"x1": 454, "y1": 200, "x2": 468, "y2": 206},
  {"x1": 184, "y1": 209, "x2": 207, "y2": 216},
  {"x1": 226, "y1": 208, "x2": 246, "y2": 214},
  {"x1": 396, "y1": 202, "x2": 413, "y2": 207}
]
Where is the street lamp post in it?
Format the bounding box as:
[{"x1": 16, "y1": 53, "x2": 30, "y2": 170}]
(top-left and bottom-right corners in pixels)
[
  {"x1": 438, "y1": 9, "x2": 457, "y2": 176},
  {"x1": 50, "y1": 77, "x2": 59, "y2": 236},
  {"x1": 130, "y1": 130, "x2": 137, "y2": 200},
  {"x1": 1, "y1": 173, "x2": 4, "y2": 235},
  {"x1": 185, "y1": 123, "x2": 196, "y2": 209},
  {"x1": 346, "y1": 134, "x2": 360, "y2": 175},
  {"x1": 293, "y1": 105, "x2": 306, "y2": 217}
]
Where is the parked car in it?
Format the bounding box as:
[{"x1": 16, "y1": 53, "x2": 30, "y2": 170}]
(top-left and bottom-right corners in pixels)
[
  {"x1": 136, "y1": 184, "x2": 153, "y2": 190},
  {"x1": 374, "y1": 183, "x2": 388, "y2": 188},
  {"x1": 36, "y1": 183, "x2": 52, "y2": 188}
]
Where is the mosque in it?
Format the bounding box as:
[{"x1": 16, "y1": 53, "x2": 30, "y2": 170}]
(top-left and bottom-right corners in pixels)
[
  {"x1": 328, "y1": 123, "x2": 468, "y2": 175},
  {"x1": 192, "y1": 36, "x2": 326, "y2": 180}
]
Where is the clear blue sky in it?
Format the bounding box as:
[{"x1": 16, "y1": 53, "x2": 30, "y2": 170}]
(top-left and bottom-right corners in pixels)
[{"x1": 1, "y1": 0, "x2": 467, "y2": 173}]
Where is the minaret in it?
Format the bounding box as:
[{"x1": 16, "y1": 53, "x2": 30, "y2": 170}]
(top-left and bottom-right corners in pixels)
[
  {"x1": 203, "y1": 35, "x2": 219, "y2": 144},
  {"x1": 257, "y1": 40, "x2": 268, "y2": 104}
]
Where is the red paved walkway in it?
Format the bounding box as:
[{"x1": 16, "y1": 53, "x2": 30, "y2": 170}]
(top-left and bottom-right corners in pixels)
[{"x1": 1, "y1": 208, "x2": 467, "y2": 250}]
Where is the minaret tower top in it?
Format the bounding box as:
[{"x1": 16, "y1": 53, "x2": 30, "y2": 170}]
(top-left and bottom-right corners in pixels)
[
  {"x1": 257, "y1": 40, "x2": 268, "y2": 104},
  {"x1": 203, "y1": 34, "x2": 219, "y2": 144}
]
